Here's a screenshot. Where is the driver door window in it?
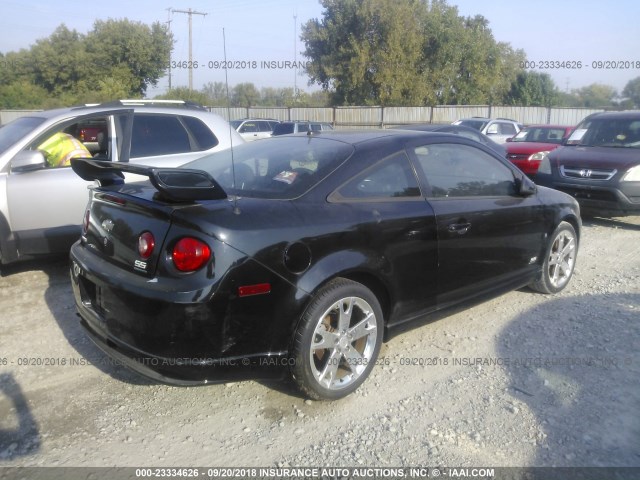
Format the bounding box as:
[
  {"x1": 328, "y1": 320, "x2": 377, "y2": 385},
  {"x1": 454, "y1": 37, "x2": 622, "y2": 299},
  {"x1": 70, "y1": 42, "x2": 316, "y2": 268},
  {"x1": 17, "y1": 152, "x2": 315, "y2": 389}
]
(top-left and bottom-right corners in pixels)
[{"x1": 414, "y1": 143, "x2": 516, "y2": 197}]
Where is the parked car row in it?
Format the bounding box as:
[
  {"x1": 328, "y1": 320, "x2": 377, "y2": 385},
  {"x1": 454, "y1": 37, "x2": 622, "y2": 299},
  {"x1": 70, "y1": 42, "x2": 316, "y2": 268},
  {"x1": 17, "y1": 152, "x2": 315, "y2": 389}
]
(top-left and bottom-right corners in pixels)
[{"x1": 231, "y1": 118, "x2": 334, "y2": 141}]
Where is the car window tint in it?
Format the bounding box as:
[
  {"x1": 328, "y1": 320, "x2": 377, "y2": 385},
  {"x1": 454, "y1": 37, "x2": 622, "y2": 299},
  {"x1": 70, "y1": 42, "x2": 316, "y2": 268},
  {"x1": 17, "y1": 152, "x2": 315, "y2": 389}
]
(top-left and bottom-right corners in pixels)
[
  {"x1": 486, "y1": 123, "x2": 499, "y2": 134},
  {"x1": 181, "y1": 115, "x2": 219, "y2": 150},
  {"x1": 239, "y1": 122, "x2": 259, "y2": 133},
  {"x1": 130, "y1": 115, "x2": 192, "y2": 158},
  {"x1": 184, "y1": 136, "x2": 354, "y2": 199},
  {"x1": 297, "y1": 123, "x2": 310, "y2": 133},
  {"x1": 499, "y1": 123, "x2": 517, "y2": 135},
  {"x1": 258, "y1": 121, "x2": 272, "y2": 132},
  {"x1": 336, "y1": 151, "x2": 421, "y2": 200},
  {"x1": 273, "y1": 124, "x2": 294, "y2": 135},
  {"x1": 414, "y1": 143, "x2": 515, "y2": 198},
  {"x1": 0, "y1": 117, "x2": 47, "y2": 155}
]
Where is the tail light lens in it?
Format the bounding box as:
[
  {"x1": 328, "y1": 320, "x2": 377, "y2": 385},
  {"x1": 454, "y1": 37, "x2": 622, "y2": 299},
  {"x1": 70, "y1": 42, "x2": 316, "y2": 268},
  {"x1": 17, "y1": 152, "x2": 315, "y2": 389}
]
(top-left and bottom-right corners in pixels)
[
  {"x1": 138, "y1": 231, "x2": 155, "y2": 259},
  {"x1": 172, "y1": 237, "x2": 211, "y2": 272}
]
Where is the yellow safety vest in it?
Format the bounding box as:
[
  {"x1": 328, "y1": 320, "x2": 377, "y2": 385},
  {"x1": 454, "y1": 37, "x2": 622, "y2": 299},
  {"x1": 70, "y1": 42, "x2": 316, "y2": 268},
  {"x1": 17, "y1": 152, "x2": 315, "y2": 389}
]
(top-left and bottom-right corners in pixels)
[{"x1": 38, "y1": 132, "x2": 92, "y2": 167}]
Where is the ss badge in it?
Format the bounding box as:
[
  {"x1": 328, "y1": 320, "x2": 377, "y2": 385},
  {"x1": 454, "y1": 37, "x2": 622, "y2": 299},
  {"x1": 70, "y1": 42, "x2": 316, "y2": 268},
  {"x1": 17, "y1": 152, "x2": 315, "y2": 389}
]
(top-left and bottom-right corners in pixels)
[{"x1": 134, "y1": 260, "x2": 147, "y2": 270}]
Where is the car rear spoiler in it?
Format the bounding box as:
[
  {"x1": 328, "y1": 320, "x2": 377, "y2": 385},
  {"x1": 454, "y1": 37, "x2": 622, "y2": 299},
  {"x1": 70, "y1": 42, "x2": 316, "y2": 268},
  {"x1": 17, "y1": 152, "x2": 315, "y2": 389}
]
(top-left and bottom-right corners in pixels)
[{"x1": 70, "y1": 158, "x2": 227, "y2": 202}]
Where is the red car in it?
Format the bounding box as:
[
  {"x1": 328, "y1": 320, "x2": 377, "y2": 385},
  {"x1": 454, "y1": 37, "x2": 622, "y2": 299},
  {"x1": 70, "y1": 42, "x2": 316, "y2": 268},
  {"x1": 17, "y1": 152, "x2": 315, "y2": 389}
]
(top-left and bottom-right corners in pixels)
[{"x1": 505, "y1": 125, "x2": 573, "y2": 176}]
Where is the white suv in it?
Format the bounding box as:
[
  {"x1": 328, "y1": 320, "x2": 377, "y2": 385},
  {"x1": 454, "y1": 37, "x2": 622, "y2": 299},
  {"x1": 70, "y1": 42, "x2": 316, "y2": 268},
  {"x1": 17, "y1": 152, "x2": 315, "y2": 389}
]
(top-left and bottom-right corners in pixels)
[
  {"x1": 0, "y1": 100, "x2": 243, "y2": 266},
  {"x1": 453, "y1": 117, "x2": 522, "y2": 144}
]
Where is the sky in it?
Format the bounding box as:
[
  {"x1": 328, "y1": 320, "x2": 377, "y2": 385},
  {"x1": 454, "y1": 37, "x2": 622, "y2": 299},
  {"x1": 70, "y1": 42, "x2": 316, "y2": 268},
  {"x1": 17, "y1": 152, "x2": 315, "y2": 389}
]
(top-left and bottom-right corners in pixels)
[{"x1": 1, "y1": 0, "x2": 639, "y2": 98}]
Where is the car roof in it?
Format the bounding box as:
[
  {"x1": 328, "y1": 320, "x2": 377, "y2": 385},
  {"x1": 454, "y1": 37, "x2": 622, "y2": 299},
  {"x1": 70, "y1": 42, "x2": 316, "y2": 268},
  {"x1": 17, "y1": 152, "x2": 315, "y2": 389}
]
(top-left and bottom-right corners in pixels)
[
  {"x1": 523, "y1": 124, "x2": 573, "y2": 129},
  {"x1": 585, "y1": 110, "x2": 640, "y2": 120},
  {"x1": 14, "y1": 104, "x2": 230, "y2": 124},
  {"x1": 395, "y1": 124, "x2": 478, "y2": 133},
  {"x1": 287, "y1": 128, "x2": 454, "y2": 145}
]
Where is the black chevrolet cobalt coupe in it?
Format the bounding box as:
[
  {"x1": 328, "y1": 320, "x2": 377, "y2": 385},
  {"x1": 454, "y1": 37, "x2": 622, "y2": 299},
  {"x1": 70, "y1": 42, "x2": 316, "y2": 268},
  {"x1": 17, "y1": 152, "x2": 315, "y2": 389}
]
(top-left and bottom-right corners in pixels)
[{"x1": 70, "y1": 130, "x2": 581, "y2": 400}]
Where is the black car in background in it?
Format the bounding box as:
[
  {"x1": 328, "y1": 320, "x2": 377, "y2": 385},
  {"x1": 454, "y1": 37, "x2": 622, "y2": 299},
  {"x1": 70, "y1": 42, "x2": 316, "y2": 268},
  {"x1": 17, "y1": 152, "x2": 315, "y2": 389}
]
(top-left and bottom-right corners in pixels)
[
  {"x1": 70, "y1": 131, "x2": 580, "y2": 400},
  {"x1": 392, "y1": 123, "x2": 506, "y2": 157},
  {"x1": 536, "y1": 111, "x2": 640, "y2": 216}
]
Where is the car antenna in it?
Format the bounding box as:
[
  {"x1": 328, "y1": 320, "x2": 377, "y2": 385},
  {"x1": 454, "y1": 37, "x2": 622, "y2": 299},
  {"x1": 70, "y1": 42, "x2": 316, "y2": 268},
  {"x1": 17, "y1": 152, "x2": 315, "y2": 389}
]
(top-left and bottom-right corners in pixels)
[{"x1": 223, "y1": 28, "x2": 240, "y2": 215}]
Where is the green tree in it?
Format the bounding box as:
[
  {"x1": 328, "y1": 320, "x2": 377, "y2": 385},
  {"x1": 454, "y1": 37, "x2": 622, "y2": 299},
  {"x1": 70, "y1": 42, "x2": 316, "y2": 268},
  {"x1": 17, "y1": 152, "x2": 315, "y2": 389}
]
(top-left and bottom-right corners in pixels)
[
  {"x1": 0, "y1": 82, "x2": 50, "y2": 109},
  {"x1": 0, "y1": 19, "x2": 172, "y2": 108},
  {"x1": 302, "y1": 0, "x2": 524, "y2": 106},
  {"x1": 572, "y1": 83, "x2": 618, "y2": 108},
  {"x1": 202, "y1": 81, "x2": 229, "y2": 106},
  {"x1": 302, "y1": 0, "x2": 427, "y2": 105},
  {"x1": 503, "y1": 71, "x2": 559, "y2": 106},
  {"x1": 86, "y1": 19, "x2": 173, "y2": 97},
  {"x1": 154, "y1": 86, "x2": 211, "y2": 105},
  {"x1": 29, "y1": 25, "x2": 90, "y2": 95},
  {"x1": 232, "y1": 83, "x2": 260, "y2": 107},
  {"x1": 622, "y1": 77, "x2": 640, "y2": 108}
]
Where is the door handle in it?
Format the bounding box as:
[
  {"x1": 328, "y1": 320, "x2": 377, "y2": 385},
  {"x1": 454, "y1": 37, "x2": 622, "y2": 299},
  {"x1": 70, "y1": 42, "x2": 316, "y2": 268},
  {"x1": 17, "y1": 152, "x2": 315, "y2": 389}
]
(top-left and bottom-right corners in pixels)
[{"x1": 447, "y1": 222, "x2": 471, "y2": 235}]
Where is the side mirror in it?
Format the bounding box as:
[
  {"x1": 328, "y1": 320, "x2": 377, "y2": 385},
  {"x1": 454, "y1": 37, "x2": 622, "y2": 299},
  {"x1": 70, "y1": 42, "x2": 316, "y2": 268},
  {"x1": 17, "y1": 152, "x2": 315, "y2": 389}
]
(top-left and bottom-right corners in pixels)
[
  {"x1": 11, "y1": 150, "x2": 47, "y2": 173},
  {"x1": 517, "y1": 175, "x2": 536, "y2": 196},
  {"x1": 505, "y1": 137, "x2": 513, "y2": 143}
]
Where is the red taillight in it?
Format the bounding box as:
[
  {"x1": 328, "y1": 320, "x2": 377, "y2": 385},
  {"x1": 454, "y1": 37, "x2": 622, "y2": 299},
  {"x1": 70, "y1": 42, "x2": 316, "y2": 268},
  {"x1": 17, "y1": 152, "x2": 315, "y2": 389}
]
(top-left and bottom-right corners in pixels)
[
  {"x1": 172, "y1": 237, "x2": 211, "y2": 272},
  {"x1": 82, "y1": 209, "x2": 90, "y2": 234},
  {"x1": 138, "y1": 231, "x2": 155, "y2": 259}
]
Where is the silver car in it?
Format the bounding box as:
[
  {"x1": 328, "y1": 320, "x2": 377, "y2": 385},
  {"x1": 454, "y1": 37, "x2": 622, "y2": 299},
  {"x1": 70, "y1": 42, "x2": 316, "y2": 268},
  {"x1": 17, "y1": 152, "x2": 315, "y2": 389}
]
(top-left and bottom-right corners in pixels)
[
  {"x1": 0, "y1": 100, "x2": 243, "y2": 266},
  {"x1": 452, "y1": 117, "x2": 523, "y2": 144}
]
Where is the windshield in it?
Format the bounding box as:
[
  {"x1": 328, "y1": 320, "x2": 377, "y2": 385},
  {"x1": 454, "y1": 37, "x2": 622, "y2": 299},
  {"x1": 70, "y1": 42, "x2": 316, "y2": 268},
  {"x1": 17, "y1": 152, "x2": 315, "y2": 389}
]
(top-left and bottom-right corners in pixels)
[
  {"x1": 456, "y1": 120, "x2": 488, "y2": 132},
  {"x1": 183, "y1": 136, "x2": 355, "y2": 199},
  {"x1": 0, "y1": 116, "x2": 47, "y2": 155},
  {"x1": 568, "y1": 118, "x2": 640, "y2": 148},
  {"x1": 229, "y1": 120, "x2": 241, "y2": 129},
  {"x1": 511, "y1": 127, "x2": 567, "y2": 144}
]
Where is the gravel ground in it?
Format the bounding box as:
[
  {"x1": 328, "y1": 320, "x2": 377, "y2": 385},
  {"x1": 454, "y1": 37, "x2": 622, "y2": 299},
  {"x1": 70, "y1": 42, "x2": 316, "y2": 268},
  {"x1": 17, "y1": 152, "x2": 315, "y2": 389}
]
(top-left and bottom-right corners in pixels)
[{"x1": 0, "y1": 216, "x2": 639, "y2": 472}]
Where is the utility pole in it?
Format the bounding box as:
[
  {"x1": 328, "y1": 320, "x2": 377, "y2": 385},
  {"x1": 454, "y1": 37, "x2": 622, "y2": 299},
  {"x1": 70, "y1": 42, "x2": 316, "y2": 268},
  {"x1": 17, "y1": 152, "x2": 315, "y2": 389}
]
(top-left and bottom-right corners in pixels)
[
  {"x1": 293, "y1": 12, "x2": 298, "y2": 103},
  {"x1": 166, "y1": 7, "x2": 173, "y2": 90},
  {"x1": 172, "y1": 8, "x2": 207, "y2": 90}
]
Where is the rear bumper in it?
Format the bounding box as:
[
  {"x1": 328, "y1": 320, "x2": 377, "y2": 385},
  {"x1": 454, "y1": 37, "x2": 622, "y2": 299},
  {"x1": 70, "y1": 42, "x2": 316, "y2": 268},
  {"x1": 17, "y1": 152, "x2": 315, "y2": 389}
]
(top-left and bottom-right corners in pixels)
[
  {"x1": 70, "y1": 242, "x2": 303, "y2": 384},
  {"x1": 78, "y1": 310, "x2": 288, "y2": 385}
]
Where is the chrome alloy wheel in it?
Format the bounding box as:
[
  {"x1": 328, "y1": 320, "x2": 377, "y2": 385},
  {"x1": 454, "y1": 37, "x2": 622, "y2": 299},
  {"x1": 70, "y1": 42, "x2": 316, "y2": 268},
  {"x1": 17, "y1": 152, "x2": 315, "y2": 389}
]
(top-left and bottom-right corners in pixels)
[
  {"x1": 547, "y1": 229, "x2": 576, "y2": 289},
  {"x1": 309, "y1": 296, "x2": 378, "y2": 391}
]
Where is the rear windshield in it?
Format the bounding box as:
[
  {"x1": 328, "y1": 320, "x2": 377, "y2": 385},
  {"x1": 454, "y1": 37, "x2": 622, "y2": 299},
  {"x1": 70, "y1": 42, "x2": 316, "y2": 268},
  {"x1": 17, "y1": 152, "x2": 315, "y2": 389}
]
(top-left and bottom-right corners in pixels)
[
  {"x1": 0, "y1": 116, "x2": 47, "y2": 155},
  {"x1": 183, "y1": 136, "x2": 354, "y2": 199},
  {"x1": 456, "y1": 119, "x2": 488, "y2": 131},
  {"x1": 567, "y1": 118, "x2": 640, "y2": 148},
  {"x1": 272, "y1": 123, "x2": 295, "y2": 135}
]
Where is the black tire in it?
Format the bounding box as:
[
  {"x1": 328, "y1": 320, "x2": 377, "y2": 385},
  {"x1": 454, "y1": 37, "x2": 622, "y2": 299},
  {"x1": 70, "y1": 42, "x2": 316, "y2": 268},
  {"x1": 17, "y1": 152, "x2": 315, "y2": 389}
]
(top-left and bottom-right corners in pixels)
[
  {"x1": 291, "y1": 278, "x2": 383, "y2": 400},
  {"x1": 530, "y1": 221, "x2": 578, "y2": 294}
]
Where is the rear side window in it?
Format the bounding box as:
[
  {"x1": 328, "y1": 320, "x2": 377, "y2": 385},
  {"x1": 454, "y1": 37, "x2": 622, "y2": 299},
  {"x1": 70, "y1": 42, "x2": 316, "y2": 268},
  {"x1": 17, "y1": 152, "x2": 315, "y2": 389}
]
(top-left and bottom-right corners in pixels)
[
  {"x1": 498, "y1": 123, "x2": 517, "y2": 135},
  {"x1": 332, "y1": 151, "x2": 421, "y2": 201},
  {"x1": 181, "y1": 115, "x2": 218, "y2": 150},
  {"x1": 258, "y1": 121, "x2": 272, "y2": 132},
  {"x1": 130, "y1": 115, "x2": 191, "y2": 157},
  {"x1": 273, "y1": 123, "x2": 295, "y2": 135}
]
